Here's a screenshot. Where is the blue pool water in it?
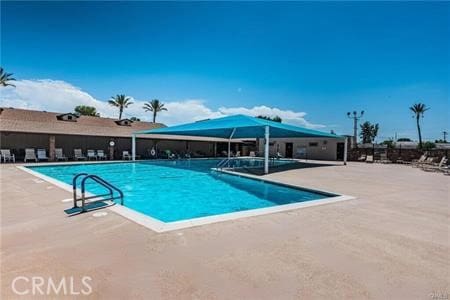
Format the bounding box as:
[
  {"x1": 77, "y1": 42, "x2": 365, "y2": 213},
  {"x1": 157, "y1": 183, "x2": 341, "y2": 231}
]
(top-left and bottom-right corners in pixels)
[{"x1": 28, "y1": 159, "x2": 335, "y2": 222}]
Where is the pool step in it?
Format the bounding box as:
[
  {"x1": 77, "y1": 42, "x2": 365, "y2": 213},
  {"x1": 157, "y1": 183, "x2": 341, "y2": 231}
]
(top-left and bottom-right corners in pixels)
[{"x1": 64, "y1": 200, "x2": 115, "y2": 216}]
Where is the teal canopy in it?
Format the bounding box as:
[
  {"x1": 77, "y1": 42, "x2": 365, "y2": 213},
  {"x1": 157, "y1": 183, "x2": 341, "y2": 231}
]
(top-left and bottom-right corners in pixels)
[{"x1": 135, "y1": 114, "x2": 342, "y2": 139}]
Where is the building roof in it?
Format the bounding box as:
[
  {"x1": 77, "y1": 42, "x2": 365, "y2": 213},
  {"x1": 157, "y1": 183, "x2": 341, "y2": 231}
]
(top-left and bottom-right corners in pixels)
[
  {"x1": 0, "y1": 107, "x2": 247, "y2": 142},
  {"x1": 0, "y1": 107, "x2": 165, "y2": 138},
  {"x1": 136, "y1": 114, "x2": 343, "y2": 139}
]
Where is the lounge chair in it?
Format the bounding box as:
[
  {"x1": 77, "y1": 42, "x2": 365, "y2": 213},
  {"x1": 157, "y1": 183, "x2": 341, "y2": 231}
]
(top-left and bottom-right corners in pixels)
[
  {"x1": 395, "y1": 156, "x2": 407, "y2": 164},
  {"x1": 122, "y1": 151, "x2": 131, "y2": 160},
  {"x1": 1, "y1": 149, "x2": 15, "y2": 163},
  {"x1": 87, "y1": 150, "x2": 97, "y2": 160},
  {"x1": 235, "y1": 151, "x2": 241, "y2": 157},
  {"x1": 24, "y1": 148, "x2": 37, "y2": 162},
  {"x1": 55, "y1": 148, "x2": 68, "y2": 161},
  {"x1": 74, "y1": 149, "x2": 87, "y2": 161},
  {"x1": 422, "y1": 157, "x2": 448, "y2": 172},
  {"x1": 36, "y1": 149, "x2": 49, "y2": 161},
  {"x1": 97, "y1": 150, "x2": 107, "y2": 160},
  {"x1": 249, "y1": 151, "x2": 256, "y2": 157},
  {"x1": 366, "y1": 155, "x2": 374, "y2": 163},
  {"x1": 412, "y1": 154, "x2": 427, "y2": 167},
  {"x1": 357, "y1": 154, "x2": 367, "y2": 161},
  {"x1": 379, "y1": 153, "x2": 391, "y2": 164},
  {"x1": 417, "y1": 157, "x2": 435, "y2": 168}
]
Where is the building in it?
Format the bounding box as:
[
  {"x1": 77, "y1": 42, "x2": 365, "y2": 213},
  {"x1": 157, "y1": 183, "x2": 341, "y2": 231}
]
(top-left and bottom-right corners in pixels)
[
  {"x1": 258, "y1": 137, "x2": 346, "y2": 161},
  {"x1": 1, "y1": 107, "x2": 346, "y2": 161},
  {"x1": 0, "y1": 108, "x2": 244, "y2": 160}
]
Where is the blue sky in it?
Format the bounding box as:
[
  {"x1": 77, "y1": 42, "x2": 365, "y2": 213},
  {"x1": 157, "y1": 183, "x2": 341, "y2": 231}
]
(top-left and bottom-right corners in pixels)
[{"x1": 1, "y1": 1, "x2": 448, "y2": 141}]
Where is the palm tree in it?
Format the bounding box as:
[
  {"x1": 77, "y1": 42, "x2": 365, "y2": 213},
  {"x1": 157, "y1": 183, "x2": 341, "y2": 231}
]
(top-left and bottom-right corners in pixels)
[
  {"x1": 409, "y1": 103, "x2": 429, "y2": 149},
  {"x1": 0, "y1": 67, "x2": 16, "y2": 87},
  {"x1": 143, "y1": 99, "x2": 167, "y2": 123},
  {"x1": 359, "y1": 121, "x2": 379, "y2": 144},
  {"x1": 108, "y1": 94, "x2": 133, "y2": 119}
]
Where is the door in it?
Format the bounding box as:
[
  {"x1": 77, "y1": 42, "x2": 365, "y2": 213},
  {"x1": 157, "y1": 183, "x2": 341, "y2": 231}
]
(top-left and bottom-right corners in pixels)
[
  {"x1": 285, "y1": 143, "x2": 293, "y2": 158},
  {"x1": 336, "y1": 142, "x2": 345, "y2": 160}
]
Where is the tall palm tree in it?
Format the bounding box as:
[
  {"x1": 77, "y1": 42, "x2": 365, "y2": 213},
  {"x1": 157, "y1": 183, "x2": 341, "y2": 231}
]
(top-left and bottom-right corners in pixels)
[
  {"x1": 0, "y1": 67, "x2": 16, "y2": 87},
  {"x1": 143, "y1": 99, "x2": 167, "y2": 123},
  {"x1": 108, "y1": 94, "x2": 133, "y2": 119},
  {"x1": 359, "y1": 121, "x2": 379, "y2": 144},
  {"x1": 409, "y1": 103, "x2": 429, "y2": 149}
]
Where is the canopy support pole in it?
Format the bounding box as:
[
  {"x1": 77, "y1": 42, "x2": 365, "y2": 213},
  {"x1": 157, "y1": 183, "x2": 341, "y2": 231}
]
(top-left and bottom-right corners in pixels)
[
  {"x1": 343, "y1": 137, "x2": 348, "y2": 165},
  {"x1": 264, "y1": 126, "x2": 270, "y2": 174},
  {"x1": 228, "y1": 128, "x2": 236, "y2": 160},
  {"x1": 132, "y1": 134, "x2": 136, "y2": 161}
]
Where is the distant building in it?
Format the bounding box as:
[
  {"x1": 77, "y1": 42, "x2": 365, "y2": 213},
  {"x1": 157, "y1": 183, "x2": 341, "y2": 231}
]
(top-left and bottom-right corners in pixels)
[
  {"x1": 0, "y1": 108, "x2": 242, "y2": 160},
  {"x1": 258, "y1": 137, "x2": 346, "y2": 161}
]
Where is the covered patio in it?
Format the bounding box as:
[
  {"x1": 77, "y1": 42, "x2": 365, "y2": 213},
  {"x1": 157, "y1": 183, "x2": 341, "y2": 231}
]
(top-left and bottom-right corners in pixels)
[{"x1": 133, "y1": 114, "x2": 347, "y2": 174}]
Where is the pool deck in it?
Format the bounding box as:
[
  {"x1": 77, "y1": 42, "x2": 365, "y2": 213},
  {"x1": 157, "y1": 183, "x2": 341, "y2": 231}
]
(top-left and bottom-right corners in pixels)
[{"x1": 1, "y1": 161, "x2": 449, "y2": 299}]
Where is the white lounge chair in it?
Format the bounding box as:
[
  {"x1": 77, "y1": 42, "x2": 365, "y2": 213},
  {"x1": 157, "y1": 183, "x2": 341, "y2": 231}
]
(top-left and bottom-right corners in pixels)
[
  {"x1": 412, "y1": 154, "x2": 427, "y2": 167},
  {"x1": 122, "y1": 151, "x2": 131, "y2": 160},
  {"x1": 366, "y1": 155, "x2": 374, "y2": 163},
  {"x1": 249, "y1": 151, "x2": 256, "y2": 157},
  {"x1": 97, "y1": 150, "x2": 107, "y2": 160},
  {"x1": 37, "y1": 149, "x2": 49, "y2": 161},
  {"x1": 423, "y1": 157, "x2": 448, "y2": 172},
  {"x1": 418, "y1": 157, "x2": 435, "y2": 168},
  {"x1": 87, "y1": 150, "x2": 97, "y2": 160},
  {"x1": 379, "y1": 153, "x2": 391, "y2": 164},
  {"x1": 74, "y1": 149, "x2": 87, "y2": 161},
  {"x1": 1, "y1": 149, "x2": 15, "y2": 163},
  {"x1": 24, "y1": 148, "x2": 37, "y2": 162},
  {"x1": 55, "y1": 148, "x2": 68, "y2": 161}
]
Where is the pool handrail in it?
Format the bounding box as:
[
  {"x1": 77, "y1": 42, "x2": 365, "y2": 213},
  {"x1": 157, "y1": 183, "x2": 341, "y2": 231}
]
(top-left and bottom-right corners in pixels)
[{"x1": 72, "y1": 173, "x2": 124, "y2": 213}]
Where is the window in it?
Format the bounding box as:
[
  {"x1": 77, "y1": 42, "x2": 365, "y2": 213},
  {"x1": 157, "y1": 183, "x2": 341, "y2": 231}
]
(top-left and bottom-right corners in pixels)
[
  {"x1": 115, "y1": 119, "x2": 133, "y2": 126},
  {"x1": 309, "y1": 142, "x2": 318, "y2": 147},
  {"x1": 56, "y1": 113, "x2": 78, "y2": 122}
]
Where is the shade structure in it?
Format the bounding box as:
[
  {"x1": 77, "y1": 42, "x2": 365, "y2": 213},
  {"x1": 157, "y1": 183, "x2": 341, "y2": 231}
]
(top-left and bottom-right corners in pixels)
[
  {"x1": 133, "y1": 114, "x2": 347, "y2": 173},
  {"x1": 135, "y1": 114, "x2": 342, "y2": 139}
]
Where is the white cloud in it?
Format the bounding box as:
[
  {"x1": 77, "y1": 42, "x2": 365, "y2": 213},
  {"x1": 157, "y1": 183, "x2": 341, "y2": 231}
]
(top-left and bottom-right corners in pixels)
[
  {"x1": 218, "y1": 105, "x2": 325, "y2": 129},
  {"x1": 0, "y1": 79, "x2": 325, "y2": 128},
  {"x1": 0, "y1": 79, "x2": 117, "y2": 117}
]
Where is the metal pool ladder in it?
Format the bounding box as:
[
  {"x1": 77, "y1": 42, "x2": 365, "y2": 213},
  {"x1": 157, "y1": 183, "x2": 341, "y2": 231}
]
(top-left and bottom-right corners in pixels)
[{"x1": 64, "y1": 173, "x2": 124, "y2": 216}]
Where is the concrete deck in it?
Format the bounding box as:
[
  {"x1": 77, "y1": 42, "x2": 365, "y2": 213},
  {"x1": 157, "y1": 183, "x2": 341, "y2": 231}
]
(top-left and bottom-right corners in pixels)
[{"x1": 1, "y1": 162, "x2": 449, "y2": 299}]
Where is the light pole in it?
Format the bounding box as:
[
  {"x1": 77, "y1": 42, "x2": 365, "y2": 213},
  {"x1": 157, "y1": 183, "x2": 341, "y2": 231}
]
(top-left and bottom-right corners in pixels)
[
  {"x1": 443, "y1": 131, "x2": 448, "y2": 143},
  {"x1": 347, "y1": 110, "x2": 364, "y2": 148}
]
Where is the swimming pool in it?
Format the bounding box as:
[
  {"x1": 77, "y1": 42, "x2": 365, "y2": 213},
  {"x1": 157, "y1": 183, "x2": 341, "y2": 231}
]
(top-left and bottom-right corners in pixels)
[{"x1": 26, "y1": 159, "x2": 346, "y2": 230}]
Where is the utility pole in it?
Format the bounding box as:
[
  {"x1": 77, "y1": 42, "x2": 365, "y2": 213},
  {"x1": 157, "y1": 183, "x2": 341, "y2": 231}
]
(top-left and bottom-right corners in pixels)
[
  {"x1": 347, "y1": 110, "x2": 364, "y2": 148},
  {"x1": 443, "y1": 131, "x2": 448, "y2": 142}
]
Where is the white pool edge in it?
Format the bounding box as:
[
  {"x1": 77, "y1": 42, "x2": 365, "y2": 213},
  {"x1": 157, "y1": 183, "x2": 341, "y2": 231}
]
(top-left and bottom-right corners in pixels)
[{"x1": 17, "y1": 163, "x2": 355, "y2": 233}]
